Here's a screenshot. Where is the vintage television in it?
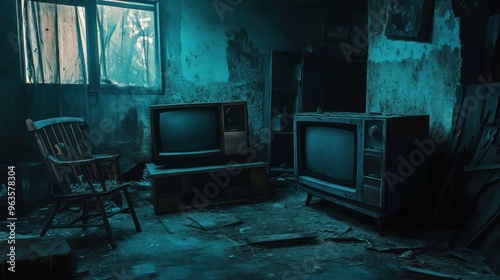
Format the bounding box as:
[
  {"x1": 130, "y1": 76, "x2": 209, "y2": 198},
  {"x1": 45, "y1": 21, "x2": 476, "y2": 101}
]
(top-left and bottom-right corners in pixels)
[
  {"x1": 150, "y1": 101, "x2": 248, "y2": 167},
  {"x1": 294, "y1": 112, "x2": 429, "y2": 218}
]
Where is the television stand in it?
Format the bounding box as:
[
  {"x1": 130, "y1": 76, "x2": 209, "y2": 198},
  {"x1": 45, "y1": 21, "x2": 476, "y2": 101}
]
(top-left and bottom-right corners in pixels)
[
  {"x1": 146, "y1": 162, "x2": 268, "y2": 215},
  {"x1": 302, "y1": 188, "x2": 391, "y2": 234}
]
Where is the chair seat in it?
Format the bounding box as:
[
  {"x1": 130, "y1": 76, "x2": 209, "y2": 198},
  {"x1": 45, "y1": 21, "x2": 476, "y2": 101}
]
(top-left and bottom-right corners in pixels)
[{"x1": 53, "y1": 181, "x2": 130, "y2": 199}]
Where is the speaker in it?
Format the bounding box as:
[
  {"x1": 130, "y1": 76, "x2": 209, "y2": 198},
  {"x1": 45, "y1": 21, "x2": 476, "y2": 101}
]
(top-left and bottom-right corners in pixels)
[
  {"x1": 223, "y1": 104, "x2": 246, "y2": 132},
  {"x1": 222, "y1": 102, "x2": 248, "y2": 155}
]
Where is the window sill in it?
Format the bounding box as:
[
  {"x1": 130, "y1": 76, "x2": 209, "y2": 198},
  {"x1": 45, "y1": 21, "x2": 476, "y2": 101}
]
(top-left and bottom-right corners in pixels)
[{"x1": 21, "y1": 83, "x2": 163, "y2": 95}]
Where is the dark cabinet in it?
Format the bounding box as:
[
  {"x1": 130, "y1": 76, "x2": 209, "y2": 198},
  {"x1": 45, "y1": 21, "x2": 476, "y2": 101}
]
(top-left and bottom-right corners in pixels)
[
  {"x1": 263, "y1": 50, "x2": 366, "y2": 174},
  {"x1": 263, "y1": 50, "x2": 327, "y2": 174}
]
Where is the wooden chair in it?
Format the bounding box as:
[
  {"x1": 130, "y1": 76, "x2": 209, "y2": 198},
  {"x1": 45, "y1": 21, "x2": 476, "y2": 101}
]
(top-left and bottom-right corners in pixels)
[{"x1": 26, "y1": 117, "x2": 141, "y2": 249}]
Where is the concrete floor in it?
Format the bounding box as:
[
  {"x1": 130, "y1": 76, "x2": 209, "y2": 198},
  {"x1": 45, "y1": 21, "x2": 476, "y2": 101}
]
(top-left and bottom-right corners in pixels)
[{"x1": 2, "y1": 181, "x2": 500, "y2": 280}]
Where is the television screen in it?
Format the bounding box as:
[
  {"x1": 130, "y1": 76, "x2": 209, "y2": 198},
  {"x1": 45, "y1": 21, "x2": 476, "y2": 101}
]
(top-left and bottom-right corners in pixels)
[
  {"x1": 303, "y1": 125, "x2": 356, "y2": 187},
  {"x1": 158, "y1": 108, "x2": 220, "y2": 155}
]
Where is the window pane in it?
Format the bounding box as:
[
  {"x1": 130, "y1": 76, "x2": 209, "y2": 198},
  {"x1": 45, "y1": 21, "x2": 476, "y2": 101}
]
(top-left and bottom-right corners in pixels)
[
  {"x1": 97, "y1": 4, "x2": 160, "y2": 90},
  {"x1": 22, "y1": 1, "x2": 87, "y2": 84},
  {"x1": 58, "y1": 5, "x2": 87, "y2": 84}
]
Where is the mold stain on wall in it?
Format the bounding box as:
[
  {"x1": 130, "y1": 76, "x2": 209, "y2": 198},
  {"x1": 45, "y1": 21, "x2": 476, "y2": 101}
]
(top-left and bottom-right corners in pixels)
[{"x1": 226, "y1": 28, "x2": 264, "y2": 143}]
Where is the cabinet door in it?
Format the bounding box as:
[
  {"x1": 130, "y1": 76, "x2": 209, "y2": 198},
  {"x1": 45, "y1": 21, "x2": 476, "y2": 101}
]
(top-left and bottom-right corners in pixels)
[{"x1": 266, "y1": 50, "x2": 302, "y2": 172}]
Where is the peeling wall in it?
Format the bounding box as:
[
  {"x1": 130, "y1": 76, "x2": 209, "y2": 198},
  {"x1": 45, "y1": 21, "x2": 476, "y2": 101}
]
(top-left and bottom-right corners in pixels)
[{"x1": 367, "y1": 0, "x2": 462, "y2": 136}]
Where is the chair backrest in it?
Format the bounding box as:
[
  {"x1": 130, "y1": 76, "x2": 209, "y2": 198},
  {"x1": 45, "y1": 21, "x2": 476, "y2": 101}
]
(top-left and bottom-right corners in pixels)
[
  {"x1": 26, "y1": 117, "x2": 107, "y2": 195},
  {"x1": 26, "y1": 117, "x2": 97, "y2": 161}
]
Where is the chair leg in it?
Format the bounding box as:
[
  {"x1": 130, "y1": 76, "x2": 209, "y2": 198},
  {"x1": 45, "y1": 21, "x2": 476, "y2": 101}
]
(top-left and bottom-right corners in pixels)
[
  {"x1": 81, "y1": 198, "x2": 88, "y2": 230},
  {"x1": 123, "y1": 188, "x2": 142, "y2": 232},
  {"x1": 40, "y1": 201, "x2": 61, "y2": 236},
  {"x1": 95, "y1": 197, "x2": 117, "y2": 249}
]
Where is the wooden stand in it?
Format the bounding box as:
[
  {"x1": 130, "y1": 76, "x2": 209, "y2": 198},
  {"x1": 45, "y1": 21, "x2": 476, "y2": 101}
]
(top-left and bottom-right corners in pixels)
[{"x1": 146, "y1": 162, "x2": 268, "y2": 214}]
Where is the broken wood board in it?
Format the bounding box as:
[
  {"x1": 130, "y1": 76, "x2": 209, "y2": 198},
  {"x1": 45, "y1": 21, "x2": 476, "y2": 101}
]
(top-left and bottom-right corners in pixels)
[
  {"x1": 428, "y1": 145, "x2": 466, "y2": 227},
  {"x1": 366, "y1": 243, "x2": 427, "y2": 254},
  {"x1": 470, "y1": 126, "x2": 498, "y2": 166},
  {"x1": 463, "y1": 164, "x2": 500, "y2": 172},
  {"x1": 460, "y1": 85, "x2": 484, "y2": 152},
  {"x1": 454, "y1": 181, "x2": 500, "y2": 246},
  {"x1": 479, "y1": 221, "x2": 500, "y2": 275},
  {"x1": 448, "y1": 85, "x2": 464, "y2": 140},
  {"x1": 401, "y1": 265, "x2": 461, "y2": 280},
  {"x1": 185, "y1": 212, "x2": 242, "y2": 231},
  {"x1": 158, "y1": 218, "x2": 174, "y2": 234},
  {"x1": 480, "y1": 82, "x2": 500, "y2": 124},
  {"x1": 443, "y1": 251, "x2": 486, "y2": 263},
  {"x1": 325, "y1": 236, "x2": 372, "y2": 246},
  {"x1": 245, "y1": 232, "x2": 318, "y2": 247}
]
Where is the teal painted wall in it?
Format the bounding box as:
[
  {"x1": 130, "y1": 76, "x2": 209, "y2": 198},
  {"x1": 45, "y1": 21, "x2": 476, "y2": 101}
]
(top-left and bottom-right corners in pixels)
[{"x1": 367, "y1": 0, "x2": 462, "y2": 137}]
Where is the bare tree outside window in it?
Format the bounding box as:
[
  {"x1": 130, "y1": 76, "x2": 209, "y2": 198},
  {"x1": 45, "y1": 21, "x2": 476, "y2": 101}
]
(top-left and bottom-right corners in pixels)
[{"x1": 97, "y1": 5, "x2": 158, "y2": 89}]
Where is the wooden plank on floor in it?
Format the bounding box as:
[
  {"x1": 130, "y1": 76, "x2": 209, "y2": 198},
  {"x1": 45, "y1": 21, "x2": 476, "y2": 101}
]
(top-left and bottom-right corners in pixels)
[
  {"x1": 246, "y1": 232, "x2": 317, "y2": 247},
  {"x1": 401, "y1": 266, "x2": 461, "y2": 280},
  {"x1": 185, "y1": 213, "x2": 242, "y2": 231}
]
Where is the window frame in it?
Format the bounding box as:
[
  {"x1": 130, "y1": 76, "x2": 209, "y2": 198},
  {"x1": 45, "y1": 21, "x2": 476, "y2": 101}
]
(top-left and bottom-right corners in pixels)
[{"x1": 18, "y1": 0, "x2": 164, "y2": 94}]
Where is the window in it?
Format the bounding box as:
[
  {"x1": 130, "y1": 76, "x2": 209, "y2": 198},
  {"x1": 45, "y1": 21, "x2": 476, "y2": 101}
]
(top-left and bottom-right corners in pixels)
[{"x1": 20, "y1": 0, "x2": 161, "y2": 92}]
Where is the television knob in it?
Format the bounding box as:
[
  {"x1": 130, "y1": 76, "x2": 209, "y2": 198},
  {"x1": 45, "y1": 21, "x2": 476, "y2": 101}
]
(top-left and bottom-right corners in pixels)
[{"x1": 368, "y1": 125, "x2": 380, "y2": 138}]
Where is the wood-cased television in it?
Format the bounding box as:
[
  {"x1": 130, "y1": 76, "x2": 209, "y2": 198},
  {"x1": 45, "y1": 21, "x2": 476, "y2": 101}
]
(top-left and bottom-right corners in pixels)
[{"x1": 150, "y1": 101, "x2": 248, "y2": 167}]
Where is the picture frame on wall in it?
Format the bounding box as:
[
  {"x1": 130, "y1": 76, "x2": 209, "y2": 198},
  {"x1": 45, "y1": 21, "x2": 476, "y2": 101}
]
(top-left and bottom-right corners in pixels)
[
  {"x1": 385, "y1": 0, "x2": 435, "y2": 42},
  {"x1": 322, "y1": 12, "x2": 351, "y2": 42}
]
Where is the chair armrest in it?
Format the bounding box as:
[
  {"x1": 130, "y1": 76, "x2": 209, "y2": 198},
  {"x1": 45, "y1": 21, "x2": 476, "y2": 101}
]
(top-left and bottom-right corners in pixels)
[
  {"x1": 47, "y1": 154, "x2": 121, "y2": 167},
  {"x1": 47, "y1": 154, "x2": 99, "y2": 167},
  {"x1": 92, "y1": 154, "x2": 121, "y2": 161}
]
